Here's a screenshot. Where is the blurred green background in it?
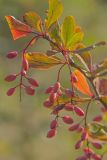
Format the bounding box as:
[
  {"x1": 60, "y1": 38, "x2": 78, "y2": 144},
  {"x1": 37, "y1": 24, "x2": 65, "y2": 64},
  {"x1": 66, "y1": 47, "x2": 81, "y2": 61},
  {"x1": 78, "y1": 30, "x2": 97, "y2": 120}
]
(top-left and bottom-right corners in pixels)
[{"x1": 0, "y1": 0, "x2": 107, "y2": 160}]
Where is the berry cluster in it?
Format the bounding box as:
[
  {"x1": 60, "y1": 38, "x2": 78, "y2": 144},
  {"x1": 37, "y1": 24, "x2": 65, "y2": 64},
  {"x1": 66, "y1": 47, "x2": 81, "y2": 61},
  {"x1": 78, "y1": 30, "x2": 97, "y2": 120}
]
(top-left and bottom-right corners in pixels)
[{"x1": 5, "y1": 51, "x2": 39, "y2": 98}]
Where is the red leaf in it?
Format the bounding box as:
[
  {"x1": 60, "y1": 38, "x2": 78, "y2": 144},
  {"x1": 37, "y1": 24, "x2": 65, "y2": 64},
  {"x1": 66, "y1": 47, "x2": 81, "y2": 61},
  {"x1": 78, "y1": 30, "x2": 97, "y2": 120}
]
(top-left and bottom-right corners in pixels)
[{"x1": 5, "y1": 16, "x2": 32, "y2": 40}]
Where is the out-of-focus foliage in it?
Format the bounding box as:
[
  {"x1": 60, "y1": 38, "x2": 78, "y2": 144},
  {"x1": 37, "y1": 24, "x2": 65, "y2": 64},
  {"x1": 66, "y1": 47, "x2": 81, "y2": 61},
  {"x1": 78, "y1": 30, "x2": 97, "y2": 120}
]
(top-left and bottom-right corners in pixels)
[{"x1": 0, "y1": 0, "x2": 107, "y2": 160}]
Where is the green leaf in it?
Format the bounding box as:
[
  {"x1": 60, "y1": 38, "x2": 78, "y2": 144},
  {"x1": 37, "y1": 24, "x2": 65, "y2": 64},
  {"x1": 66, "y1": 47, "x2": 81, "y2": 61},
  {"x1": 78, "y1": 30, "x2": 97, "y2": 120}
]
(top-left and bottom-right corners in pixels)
[
  {"x1": 61, "y1": 16, "x2": 75, "y2": 47},
  {"x1": 46, "y1": 0, "x2": 63, "y2": 29},
  {"x1": 23, "y1": 11, "x2": 42, "y2": 32},
  {"x1": 25, "y1": 52, "x2": 63, "y2": 69},
  {"x1": 69, "y1": 32, "x2": 84, "y2": 47}
]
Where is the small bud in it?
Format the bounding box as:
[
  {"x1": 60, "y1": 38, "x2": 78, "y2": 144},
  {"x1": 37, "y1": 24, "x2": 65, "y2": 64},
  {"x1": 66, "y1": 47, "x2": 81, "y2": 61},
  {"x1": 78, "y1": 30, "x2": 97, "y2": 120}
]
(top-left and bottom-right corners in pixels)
[
  {"x1": 49, "y1": 92, "x2": 57, "y2": 103},
  {"x1": 6, "y1": 51, "x2": 18, "y2": 59},
  {"x1": 92, "y1": 142, "x2": 102, "y2": 150},
  {"x1": 74, "y1": 106, "x2": 85, "y2": 117},
  {"x1": 70, "y1": 74, "x2": 78, "y2": 83},
  {"x1": 23, "y1": 57, "x2": 29, "y2": 71},
  {"x1": 62, "y1": 116, "x2": 73, "y2": 124},
  {"x1": 25, "y1": 86, "x2": 35, "y2": 95},
  {"x1": 47, "y1": 129, "x2": 57, "y2": 138},
  {"x1": 68, "y1": 123, "x2": 79, "y2": 132},
  {"x1": 5, "y1": 74, "x2": 17, "y2": 82},
  {"x1": 45, "y1": 86, "x2": 53, "y2": 94},
  {"x1": 7, "y1": 87, "x2": 16, "y2": 96},
  {"x1": 28, "y1": 78, "x2": 39, "y2": 87},
  {"x1": 93, "y1": 115, "x2": 102, "y2": 122},
  {"x1": 64, "y1": 103, "x2": 74, "y2": 111},
  {"x1": 75, "y1": 140, "x2": 83, "y2": 149},
  {"x1": 43, "y1": 99, "x2": 53, "y2": 108},
  {"x1": 50, "y1": 120, "x2": 58, "y2": 129},
  {"x1": 53, "y1": 82, "x2": 60, "y2": 93}
]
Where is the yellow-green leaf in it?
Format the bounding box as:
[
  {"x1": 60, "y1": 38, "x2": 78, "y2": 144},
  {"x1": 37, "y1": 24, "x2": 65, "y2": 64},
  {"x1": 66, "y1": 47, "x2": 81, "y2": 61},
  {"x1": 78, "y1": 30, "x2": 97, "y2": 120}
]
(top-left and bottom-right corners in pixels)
[
  {"x1": 46, "y1": 0, "x2": 63, "y2": 29},
  {"x1": 69, "y1": 32, "x2": 84, "y2": 47},
  {"x1": 23, "y1": 11, "x2": 42, "y2": 32},
  {"x1": 25, "y1": 52, "x2": 63, "y2": 69},
  {"x1": 61, "y1": 16, "x2": 75, "y2": 47}
]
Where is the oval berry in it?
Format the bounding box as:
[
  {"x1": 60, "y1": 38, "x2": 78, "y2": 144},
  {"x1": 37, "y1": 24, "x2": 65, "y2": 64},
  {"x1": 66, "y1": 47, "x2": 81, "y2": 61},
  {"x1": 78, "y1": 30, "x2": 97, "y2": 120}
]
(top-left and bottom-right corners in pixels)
[
  {"x1": 45, "y1": 86, "x2": 53, "y2": 94},
  {"x1": 68, "y1": 123, "x2": 79, "y2": 131},
  {"x1": 50, "y1": 120, "x2": 58, "y2": 129},
  {"x1": 62, "y1": 116, "x2": 73, "y2": 124},
  {"x1": 25, "y1": 86, "x2": 35, "y2": 95},
  {"x1": 64, "y1": 103, "x2": 74, "y2": 111},
  {"x1": 74, "y1": 106, "x2": 85, "y2": 117},
  {"x1": 6, "y1": 51, "x2": 18, "y2": 59},
  {"x1": 92, "y1": 142, "x2": 102, "y2": 150},
  {"x1": 47, "y1": 129, "x2": 57, "y2": 138},
  {"x1": 5, "y1": 74, "x2": 17, "y2": 82},
  {"x1": 7, "y1": 87, "x2": 16, "y2": 96},
  {"x1": 28, "y1": 78, "x2": 39, "y2": 87},
  {"x1": 53, "y1": 82, "x2": 60, "y2": 93}
]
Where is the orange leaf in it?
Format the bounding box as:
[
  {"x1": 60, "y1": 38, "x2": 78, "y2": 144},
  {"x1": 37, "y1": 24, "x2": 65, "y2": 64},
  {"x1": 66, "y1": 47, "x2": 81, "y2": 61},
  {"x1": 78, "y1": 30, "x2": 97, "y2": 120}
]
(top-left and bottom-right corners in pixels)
[
  {"x1": 5, "y1": 16, "x2": 32, "y2": 40},
  {"x1": 71, "y1": 70, "x2": 92, "y2": 97}
]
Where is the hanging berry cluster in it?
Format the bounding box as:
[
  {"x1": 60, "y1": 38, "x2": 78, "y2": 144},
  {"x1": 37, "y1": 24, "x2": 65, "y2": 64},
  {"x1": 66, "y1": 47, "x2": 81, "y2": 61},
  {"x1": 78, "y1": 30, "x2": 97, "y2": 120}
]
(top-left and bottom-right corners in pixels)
[{"x1": 5, "y1": 0, "x2": 107, "y2": 159}]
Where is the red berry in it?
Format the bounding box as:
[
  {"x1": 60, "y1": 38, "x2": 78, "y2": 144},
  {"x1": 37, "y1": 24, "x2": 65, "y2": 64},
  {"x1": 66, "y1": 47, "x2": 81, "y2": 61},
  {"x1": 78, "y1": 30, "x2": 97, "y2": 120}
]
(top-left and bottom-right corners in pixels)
[
  {"x1": 23, "y1": 57, "x2": 29, "y2": 71},
  {"x1": 81, "y1": 130, "x2": 88, "y2": 141},
  {"x1": 47, "y1": 129, "x2": 57, "y2": 138},
  {"x1": 93, "y1": 115, "x2": 102, "y2": 122},
  {"x1": 64, "y1": 103, "x2": 74, "y2": 111},
  {"x1": 68, "y1": 123, "x2": 79, "y2": 131},
  {"x1": 77, "y1": 126, "x2": 84, "y2": 133},
  {"x1": 6, "y1": 51, "x2": 18, "y2": 59},
  {"x1": 62, "y1": 116, "x2": 73, "y2": 124},
  {"x1": 25, "y1": 86, "x2": 35, "y2": 95},
  {"x1": 43, "y1": 99, "x2": 53, "y2": 108},
  {"x1": 53, "y1": 82, "x2": 60, "y2": 93},
  {"x1": 45, "y1": 86, "x2": 53, "y2": 94},
  {"x1": 75, "y1": 140, "x2": 83, "y2": 149},
  {"x1": 74, "y1": 106, "x2": 85, "y2": 117},
  {"x1": 92, "y1": 142, "x2": 102, "y2": 149},
  {"x1": 83, "y1": 148, "x2": 93, "y2": 155},
  {"x1": 5, "y1": 74, "x2": 17, "y2": 82},
  {"x1": 57, "y1": 89, "x2": 62, "y2": 96},
  {"x1": 49, "y1": 92, "x2": 57, "y2": 103},
  {"x1": 92, "y1": 154, "x2": 101, "y2": 160},
  {"x1": 50, "y1": 120, "x2": 58, "y2": 129},
  {"x1": 28, "y1": 78, "x2": 39, "y2": 87},
  {"x1": 7, "y1": 87, "x2": 16, "y2": 96}
]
